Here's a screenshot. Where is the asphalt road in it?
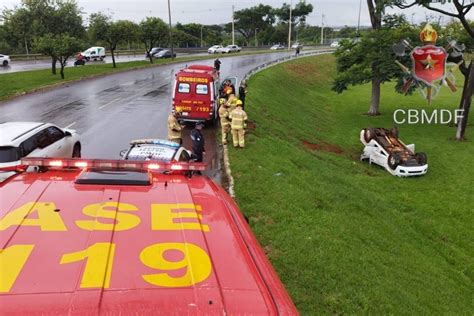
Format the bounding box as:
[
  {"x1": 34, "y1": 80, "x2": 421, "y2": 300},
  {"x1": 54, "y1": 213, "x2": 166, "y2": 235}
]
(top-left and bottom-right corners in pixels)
[
  {"x1": 0, "y1": 51, "x2": 304, "y2": 181},
  {"x1": 0, "y1": 52, "x2": 209, "y2": 73}
]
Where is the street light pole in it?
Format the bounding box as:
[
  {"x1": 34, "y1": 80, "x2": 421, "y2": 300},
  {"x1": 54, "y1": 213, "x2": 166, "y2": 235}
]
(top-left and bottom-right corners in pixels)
[
  {"x1": 167, "y1": 0, "x2": 174, "y2": 59},
  {"x1": 255, "y1": 28, "x2": 258, "y2": 47},
  {"x1": 320, "y1": 14, "x2": 324, "y2": 45},
  {"x1": 288, "y1": 0, "x2": 292, "y2": 50},
  {"x1": 232, "y1": 5, "x2": 235, "y2": 45},
  {"x1": 357, "y1": 0, "x2": 362, "y2": 36},
  {"x1": 201, "y1": 24, "x2": 203, "y2": 48}
]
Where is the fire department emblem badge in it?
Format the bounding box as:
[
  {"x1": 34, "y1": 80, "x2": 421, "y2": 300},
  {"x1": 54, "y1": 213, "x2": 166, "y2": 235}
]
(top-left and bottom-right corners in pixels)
[{"x1": 393, "y1": 24, "x2": 463, "y2": 104}]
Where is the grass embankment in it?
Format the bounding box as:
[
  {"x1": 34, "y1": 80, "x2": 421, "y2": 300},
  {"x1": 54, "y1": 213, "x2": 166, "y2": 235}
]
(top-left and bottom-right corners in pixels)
[
  {"x1": 229, "y1": 54, "x2": 473, "y2": 314},
  {"x1": 0, "y1": 50, "x2": 279, "y2": 101}
]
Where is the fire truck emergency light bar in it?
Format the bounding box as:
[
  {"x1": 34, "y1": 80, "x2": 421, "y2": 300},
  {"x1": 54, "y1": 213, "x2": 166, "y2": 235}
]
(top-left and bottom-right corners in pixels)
[{"x1": 20, "y1": 157, "x2": 207, "y2": 171}]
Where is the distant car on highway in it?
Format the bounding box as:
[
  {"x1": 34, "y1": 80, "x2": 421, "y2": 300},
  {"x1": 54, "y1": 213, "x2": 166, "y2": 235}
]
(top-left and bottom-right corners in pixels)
[
  {"x1": 146, "y1": 47, "x2": 164, "y2": 58},
  {"x1": 154, "y1": 49, "x2": 176, "y2": 59},
  {"x1": 330, "y1": 41, "x2": 340, "y2": 48},
  {"x1": 217, "y1": 45, "x2": 241, "y2": 53},
  {"x1": 208, "y1": 45, "x2": 223, "y2": 54},
  {"x1": 0, "y1": 122, "x2": 81, "y2": 171},
  {"x1": 120, "y1": 139, "x2": 192, "y2": 162},
  {"x1": 0, "y1": 54, "x2": 11, "y2": 66},
  {"x1": 291, "y1": 42, "x2": 303, "y2": 49},
  {"x1": 80, "y1": 46, "x2": 106, "y2": 61},
  {"x1": 270, "y1": 44, "x2": 285, "y2": 50}
]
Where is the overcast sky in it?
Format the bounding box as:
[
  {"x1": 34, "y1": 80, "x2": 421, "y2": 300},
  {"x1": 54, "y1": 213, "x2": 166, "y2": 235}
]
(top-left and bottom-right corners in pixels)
[{"x1": 2, "y1": 0, "x2": 473, "y2": 27}]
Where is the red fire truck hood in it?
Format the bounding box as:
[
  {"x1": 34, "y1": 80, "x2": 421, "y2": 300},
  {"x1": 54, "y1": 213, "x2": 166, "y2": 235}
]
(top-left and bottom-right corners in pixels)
[{"x1": 0, "y1": 170, "x2": 296, "y2": 315}]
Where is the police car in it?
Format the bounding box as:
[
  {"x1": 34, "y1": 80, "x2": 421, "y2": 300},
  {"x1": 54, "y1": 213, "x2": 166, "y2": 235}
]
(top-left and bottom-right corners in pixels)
[
  {"x1": 0, "y1": 157, "x2": 297, "y2": 314},
  {"x1": 360, "y1": 127, "x2": 428, "y2": 177},
  {"x1": 120, "y1": 139, "x2": 192, "y2": 162}
]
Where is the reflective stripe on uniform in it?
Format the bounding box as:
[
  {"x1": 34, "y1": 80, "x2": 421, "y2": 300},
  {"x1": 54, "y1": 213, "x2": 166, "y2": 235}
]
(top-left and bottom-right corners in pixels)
[{"x1": 230, "y1": 108, "x2": 247, "y2": 129}]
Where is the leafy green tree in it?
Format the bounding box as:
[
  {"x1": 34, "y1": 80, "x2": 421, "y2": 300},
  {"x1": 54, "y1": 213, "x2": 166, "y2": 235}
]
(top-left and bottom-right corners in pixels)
[
  {"x1": 333, "y1": 12, "x2": 417, "y2": 115},
  {"x1": 3, "y1": 0, "x2": 84, "y2": 74},
  {"x1": 35, "y1": 34, "x2": 83, "y2": 79},
  {"x1": 89, "y1": 13, "x2": 138, "y2": 68},
  {"x1": 233, "y1": 4, "x2": 275, "y2": 46},
  {"x1": 333, "y1": 0, "x2": 392, "y2": 115},
  {"x1": 139, "y1": 17, "x2": 168, "y2": 64}
]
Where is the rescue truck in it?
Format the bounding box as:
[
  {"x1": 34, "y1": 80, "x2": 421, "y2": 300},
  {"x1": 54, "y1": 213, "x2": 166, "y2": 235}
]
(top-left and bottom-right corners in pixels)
[
  {"x1": 172, "y1": 65, "x2": 220, "y2": 125},
  {"x1": 0, "y1": 157, "x2": 298, "y2": 315}
]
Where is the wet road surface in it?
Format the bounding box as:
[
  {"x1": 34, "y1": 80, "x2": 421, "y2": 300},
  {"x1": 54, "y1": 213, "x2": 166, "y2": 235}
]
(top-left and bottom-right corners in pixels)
[
  {"x1": 0, "y1": 51, "x2": 311, "y2": 182},
  {"x1": 0, "y1": 52, "x2": 209, "y2": 74}
]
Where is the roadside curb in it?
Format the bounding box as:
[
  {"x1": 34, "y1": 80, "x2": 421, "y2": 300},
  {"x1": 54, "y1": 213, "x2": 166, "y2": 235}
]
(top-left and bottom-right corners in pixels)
[{"x1": 222, "y1": 49, "x2": 335, "y2": 198}]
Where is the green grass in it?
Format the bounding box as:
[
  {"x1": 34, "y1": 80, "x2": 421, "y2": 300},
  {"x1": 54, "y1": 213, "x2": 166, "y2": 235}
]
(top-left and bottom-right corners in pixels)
[
  {"x1": 0, "y1": 50, "x2": 279, "y2": 101},
  {"x1": 229, "y1": 54, "x2": 474, "y2": 314}
]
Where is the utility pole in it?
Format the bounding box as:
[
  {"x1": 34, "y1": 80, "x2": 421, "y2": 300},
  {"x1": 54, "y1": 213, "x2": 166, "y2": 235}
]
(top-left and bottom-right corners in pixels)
[
  {"x1": 320, "y1": 14, "x2": 325, "y2": 45},
  {"x1": 167, "y1": 0, "x2": 174, "y2": 59},
  {"x1": 232, "y1": 5, "x2": 235, "y2": 45},
  {"x1": 255, "y1": 28, "x2": 258, "y2": 47},
  {"x1": 288, "y1": 0, "x2": 293, "y2": 50},
  {"x1": 200, "y1": 24, "x2": 203, "y2": 48},
  {"x1": 357, "y1": 0, "x2": 362, "y2": 36}
]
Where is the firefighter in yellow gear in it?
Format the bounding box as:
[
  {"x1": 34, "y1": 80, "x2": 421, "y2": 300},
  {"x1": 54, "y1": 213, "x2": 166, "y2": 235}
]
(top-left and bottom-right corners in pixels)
[
  {"x1": 229, "y1": 100, "x2": 248, "y2": 148},
  {"x1": 227, "y1": 94, "x2": 239, "y2": 112},
  {"x1": 218, "y1": 98, "x2": 231, "y2": 145},
  {"x1": 167, "y1": 109, "x2": 184, "y2": 144}
]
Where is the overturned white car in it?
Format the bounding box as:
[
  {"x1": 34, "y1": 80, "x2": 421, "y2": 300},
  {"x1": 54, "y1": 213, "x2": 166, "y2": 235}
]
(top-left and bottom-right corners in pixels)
[{"x1": 360, "y1": 127, "x2": 428, "y2": 177}]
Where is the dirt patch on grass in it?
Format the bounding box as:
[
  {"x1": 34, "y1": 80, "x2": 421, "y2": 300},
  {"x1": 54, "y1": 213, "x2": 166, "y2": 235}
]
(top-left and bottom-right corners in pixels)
[
  {"x1": 246, "y1": 120, "x2": 257, "y2": 134},
  {"x1": 302, "y1": 139, "x2": 344, "y2": 155},
  {"x1": 285, "y1": 62, "x2": 318, "y2": 76}
]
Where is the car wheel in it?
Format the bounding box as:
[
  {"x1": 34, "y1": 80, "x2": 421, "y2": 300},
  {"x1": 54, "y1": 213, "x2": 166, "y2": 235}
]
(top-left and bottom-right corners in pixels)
[
  {"x1": 364, "y1": 128, "x2": 375, "y2": 143},
  {"x1": 100, "y1": 57, "x2": 104, "y2": 61},
  {"x1": 415, "y1": 152, "x2": 427, "y2": 165},
  {"x1": 86, "y1": 57, "x2": 90, "y2": 61},
  {"x1": 388, "y1": 153, "x2": 401, "y2": 170},
  {"x1": 389, "y1": 127, "x2": 399, "y2": 138},
  {"x1": 72, "y1": 143, "x2": 81, "y2": 158},
  {"x1": 2, "y1": 60, "x2": 8, "y2": 66}
]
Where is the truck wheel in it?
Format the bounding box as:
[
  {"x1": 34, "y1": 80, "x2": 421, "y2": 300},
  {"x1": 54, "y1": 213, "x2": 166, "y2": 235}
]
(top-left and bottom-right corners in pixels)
[
  {"x1": 364, "y1": 128, "x2": 375, "y2": 143},
  {"x1": 2, "y1": 60, "x2": 8, "y2": 66},
  {"x1": 72, "y1": 143, "x2": 81, "y2": 158},
  {"x1": 390, "y1": 127, "x2": 399, "y2": 138},
  {"x1": 100, "y1": 56, "x2": 104, "y2": 61},
  {"x1": 388, "y1": 153, "x2": 401, "y2": 170},
  {"x1": 415, "y1": 152, "x2": 427, "y2": 165}
]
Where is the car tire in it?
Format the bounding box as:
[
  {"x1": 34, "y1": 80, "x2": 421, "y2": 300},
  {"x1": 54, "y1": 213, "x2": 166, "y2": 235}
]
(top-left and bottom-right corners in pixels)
[
  {"x1": 72, "y1": 143, "x2": 81, "y2": 158},
  {"x1": 364, "y1": 128, "x2": 375, "y2": 143},
  {"x1": 415, "y1": 152, "x2": 427, "y2": 165},
  {"x1": 86, "y1": 57, "x2": 90, "y2": 61},
  {"x1": 390, "y1": 127, "x2": 399, "y2": 138},
  {"x1": 388, "y1": 153, "x2": 401, "y2": 170},
  {"x1": 100, "y1": 57, "x2": 104, "y2": 61},
  {"x1": 2, "y1": 60, "x2": 8, "y2": 66}
]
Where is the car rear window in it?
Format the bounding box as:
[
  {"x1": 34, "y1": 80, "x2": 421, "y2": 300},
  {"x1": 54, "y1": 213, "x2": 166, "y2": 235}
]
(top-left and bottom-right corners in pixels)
[
  {"x1": 196, "y1": 84, "x2": 208, "y2": 95},
  {"x1": 0, "y1": 146, "x2": 21, "y2": 163},
  {"x1": 126, "y1": 145, "x2": 177, "y2": 161},
  {"x1": 178, "y1": 83, "x2": 190, "y2": 93}
]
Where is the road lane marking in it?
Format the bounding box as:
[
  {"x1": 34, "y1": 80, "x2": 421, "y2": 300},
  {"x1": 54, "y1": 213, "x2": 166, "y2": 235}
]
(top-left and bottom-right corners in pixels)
[
  {"x1": 64, "y1": 122, "x2": 76, "y2": 129},
  {"x1": 99, "y1": 97, "x2": 122, "y2": 110}
]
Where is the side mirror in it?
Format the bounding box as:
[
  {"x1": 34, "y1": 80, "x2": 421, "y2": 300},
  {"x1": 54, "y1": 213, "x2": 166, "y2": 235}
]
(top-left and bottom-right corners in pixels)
[
  {"x1": 64, "y1": 131, "x2": 72, "y2": 137},
  {"x1": 119, "y1": 149, "x2": 128, "y2": 158}
]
